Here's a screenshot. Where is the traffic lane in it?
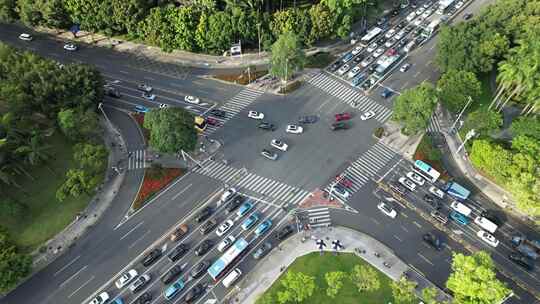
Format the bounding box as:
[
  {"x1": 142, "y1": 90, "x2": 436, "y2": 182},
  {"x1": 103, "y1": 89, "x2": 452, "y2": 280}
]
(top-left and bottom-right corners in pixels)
[{"x1": 103, "y1": 105, "x2": 145, "y2": 149}]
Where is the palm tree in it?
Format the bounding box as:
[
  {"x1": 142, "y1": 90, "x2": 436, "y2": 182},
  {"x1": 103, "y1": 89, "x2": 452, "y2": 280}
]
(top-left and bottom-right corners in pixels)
[{"x1": 15, "y1": 133, "x2": 52, "y2": 166}]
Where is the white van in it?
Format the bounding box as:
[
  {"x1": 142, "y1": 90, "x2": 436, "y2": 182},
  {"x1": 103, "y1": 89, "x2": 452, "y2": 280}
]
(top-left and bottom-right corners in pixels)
[
  {"x1": 406, "y1": 12, "x2": 416, "y2": 22},
  {"x1": 429, "y1": 186, "x2": 445, "y2": 199},
  {"x1": 222, "y1": 268, "x2": 242, "y2": 288},
  {"x1": 404, "y1": 40, "x2": 417, "y2": 53},
  {"x1": 474, "y1": 216, "x2": 498, "y2": 233},
  {"x1": 450, "y1": 201, "x2": 472, "y2": 217}
]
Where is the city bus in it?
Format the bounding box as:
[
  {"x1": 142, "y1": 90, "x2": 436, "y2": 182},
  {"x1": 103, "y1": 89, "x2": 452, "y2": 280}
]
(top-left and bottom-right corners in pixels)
[
  {"x1": 360, "y1": 27, "x2": 383, "y2": 46},
  {"x1": 413, "y1": 160, "x2": 440, "y2": 183},
  {"x1": 194, "y1": 116, "x2": 207, "y2": 133},
  {"x1": 208, "y1": 238, "x2": 249, "y2": 281}
]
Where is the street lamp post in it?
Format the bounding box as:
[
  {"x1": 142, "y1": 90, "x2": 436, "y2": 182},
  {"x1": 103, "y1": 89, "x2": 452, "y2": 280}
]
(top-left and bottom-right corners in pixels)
[
  {"x1": 457, "y1": 129, "x2": 476, "y2": 153},
  {"x1": 257, "y1": 23, "x2": 261, "y2": 57},
  {"x1": 450, "y1": 96, "x2": 473, "y2": 133},
  {"x1": 98, "y1": 102, "x2": 115, "y2": 133}
]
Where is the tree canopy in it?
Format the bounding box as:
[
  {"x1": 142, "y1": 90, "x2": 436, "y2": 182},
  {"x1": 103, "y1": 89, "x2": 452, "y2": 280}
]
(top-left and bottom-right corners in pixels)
[
  {"x1": 276, "y1": 271, "x2": 315, "y2": 304},
  {"x1": 0, "y1": 228, "x2": 31, "y2": 292},
  {"x1": 270, "y1": 32, "x2": 306, "y2": 82},
  {"x1": 143, "y1": 108, "x2": 197, "y2": 154},
  {"x1": 436, "y1": 69, "x2": 481, "y2": 113},
  {"x1": 390, "y1": 277, "x2": 417, "y2": 304},
  {"x1": 392, "y1": 82, "x2": 438, "y2": 135},
  {"x1": 350, "y1": 264, "x2": 380, "y2": 293}
]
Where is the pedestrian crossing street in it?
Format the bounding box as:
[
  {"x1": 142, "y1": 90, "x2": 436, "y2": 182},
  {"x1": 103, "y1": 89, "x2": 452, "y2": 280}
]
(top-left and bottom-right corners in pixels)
[
  {"x1": 426, "y1": 114, "x2": 442, "y2": 133},
  {"x1": 193, "y1": 158, "x2": 310, "y2": 206},
  {"x1": 127, "y1": 149, "x2": 146, "y2": 170},
  {"x1": 324, "y1": 142, "x2": 398, "y2": 198},
  {"x1": 307, "y1": 207, "x2": 332, "y2": 228},
  {"x1": 203, "y1": 88, "x2": 264, "y2": 136},
  {"x1": 306, "y1": 72, "x2": 393, "y2": 123},
  {"x1": 125, "y1": 53, "x2": 191, "y2": 79}
]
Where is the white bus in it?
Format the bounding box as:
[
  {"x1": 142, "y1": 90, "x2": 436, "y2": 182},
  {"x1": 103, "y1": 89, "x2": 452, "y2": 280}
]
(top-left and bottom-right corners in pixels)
[
  {"x1": 413, "y1": 160, "x2": 440, "y2": 183},
  {"x1": 360, "y1": 27, "x2": 383, "y2": 46}
]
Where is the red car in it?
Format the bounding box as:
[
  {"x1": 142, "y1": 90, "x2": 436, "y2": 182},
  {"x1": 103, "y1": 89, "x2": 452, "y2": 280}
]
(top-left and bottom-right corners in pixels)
[
  {"x1": 334, "y1": 112, "x2": 352, "y2": 122},
  {"x1": 206, "y1": 117, "x2": 220, "y2": 126}
]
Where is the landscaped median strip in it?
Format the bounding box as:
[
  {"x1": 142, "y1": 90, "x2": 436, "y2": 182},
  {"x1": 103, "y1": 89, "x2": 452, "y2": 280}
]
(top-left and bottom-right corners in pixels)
[{"x1": 131, "y1": 166, "x2": 184, "y2": 211}]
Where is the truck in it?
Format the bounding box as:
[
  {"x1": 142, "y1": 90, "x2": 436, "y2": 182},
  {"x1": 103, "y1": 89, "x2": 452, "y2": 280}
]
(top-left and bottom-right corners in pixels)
[
  {"x1": 374, "y1": 50, "x2": 401, "y2": 78},
  {"x1": 511, "y1": 235, "x2": 540, "y2": 260},
  {"x1": 444, "y1": 181, "x2": 470, "y2": 201},
  {"x1": 422, "y1": 18, "x2": 442, "y2": 37}
]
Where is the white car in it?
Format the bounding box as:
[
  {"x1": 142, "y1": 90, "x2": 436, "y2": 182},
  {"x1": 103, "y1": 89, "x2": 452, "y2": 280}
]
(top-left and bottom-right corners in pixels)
[
  {"x1": 337, "y1": 64, "x2": 351, "y2": 75},
  {"x1": 400, "y1": 63, "x2": 411, "y2": 72},
  {"x1": 220, "y1": 188, "x2": 237, "y2": 203},
  {"x1": 351, "y1": 46, "x2": 363, "y2": 55},
  {"x1": 385, "y1": 29, "x2": 396, "y2": 38},
  {"x1": 422, "y1": 9, "x2": 433, "y2": 19},
  {"x1": 424, "y1": 1, "x2": 432, "y2": 8},
  {"x1": 415, "y1": 7, "x2": 425, "y2": 15},
  {"x1": 248, "y1": 111, "x2": 265, "y2": 120},
  {"x1": 89, "y1": 292, "x2": 109, "y2": 304},
  {"x1": 216, "y1": 219, "x2": 234, "y2": 237},
  {"x1": 330, "y1": 185, "x2": 350, "y2": 200},
  {"x1": 385, "y1": 38, "x2": 397, "y2": 48},
  {"x1": 184, "y1": 95, "x2": 200, "y2": 104},
  {"x1": 414, "y1": 17, "x2": 425, "y2": 26},
  {"x1": 159, "y1": 103, "x2": 168, "y2": 109},
  {"x1": 394, "y1": 30, "x2": 406, "y2": 40},
  {"x1": 218, "y1": 235, "x2": 236, "y2": 252},
  {"x1": 63, "y1": 43, "x2": 77, "y2": 51},
  {"x1": 18, "y1": 33, "x2": 33, "y2": 41},
  {"x1": 286, "y1": 125, "x2": 303, "y2": 134},
  {"x1": 455, "y1": 1, "x2": 464, "y2": 9},
  {"x1": 137, "y1": 83, "x2": 153, "y2": 92},
  {"x1": 373, "y1": 48, "x2": 385, "y2": 58},
  {"x1": 429, "y1": 186, "x2": 445, "y2": 199},
  {"x1": 476, "y1": 230, "x2": 499, "y2": 247},
  {"x1": 271, "y1": 139, "x2": 288, "y2": 151},
  {"x1": 398, "y1": 176, "x2": 416, "y2": 191},
  {"x1": 366, "y1": 43, "x2": 378, "y2": 53},
  {"x1": 360, "y1": 56, "x2": 374, "y2": 68},
  {"x1": 347, "y1": 66, "x2": 362, "y2": 79},
  {"x1": 406, "y1": 171, "x2": 425, "y2": 185},
  {"x1": 142, "y1": 92, "x2": 156, "y2": 101},
  {"x1": 377, "y1": 202, "x2": 397, "y2": 218},
  {"x1": 360, "y1": 110, "x2": 376, "y2": 120},
  {"x1": 115, "y1": 269, "x2": 138, "y2": 289}
]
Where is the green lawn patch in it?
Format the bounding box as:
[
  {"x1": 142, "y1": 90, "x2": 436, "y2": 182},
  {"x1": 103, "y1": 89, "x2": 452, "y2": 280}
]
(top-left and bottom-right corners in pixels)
[
  {"x1": 469, "y1": 73, "x2": 494, "y2": 113},
  {"x1": 256, "y1": 252, "x2": 394, "y2": 304},
  {"x1": 0, "y1": 134, "x2": 91, "y2": 253},
  {"x1": 305, "y1": 52, "x2": 336, "y2": 68}
]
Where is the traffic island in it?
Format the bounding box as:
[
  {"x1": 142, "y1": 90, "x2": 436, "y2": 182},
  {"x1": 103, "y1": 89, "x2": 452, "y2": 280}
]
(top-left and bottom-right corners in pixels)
[{"x1": 130, "y1": 165, "x2": 184, "y2": 213}]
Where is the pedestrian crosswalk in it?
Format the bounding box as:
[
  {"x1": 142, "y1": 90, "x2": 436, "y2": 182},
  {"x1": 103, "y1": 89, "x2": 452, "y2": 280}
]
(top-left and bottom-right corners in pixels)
[
  {"x1": 426, "y1": 114, "x2": 441, "y2": 133},
  {"x1": 306, "y1": 72, "x2": 393, "y2": 122},
  {"x1": 127, "y1": 149, "x2": 146, "y2": 170},
  {"x1": 203, "y1": 88, "x2": 264, "y2": 136},
  {"x1": 193, "y1": 158, "x2": 310, "y2": 206},
  {"x1": 307, "y1": 207, "x2": 332, "y2": 228},
  {"x1": 324, "y1": 142, "x2": 398, "y2": 198}
]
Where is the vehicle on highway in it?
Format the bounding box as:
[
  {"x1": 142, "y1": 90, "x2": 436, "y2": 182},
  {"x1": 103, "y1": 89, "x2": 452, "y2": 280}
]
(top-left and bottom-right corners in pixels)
[
  {"x1": 170, "y1": 223, "x2": 188, "y2": 242},
  {"x1": 398, "y1": 176, "x2": 416, "y2": 191},
  {"x1": 129, "y1": 274, "x2": 151, "y2": 293},
  {"x1": 141, "y1": 92, "x2": 156, "y2": 101},
  {"x1": 137, "y1": 83, "x2": 152, "y2": 92},
  {"x1": 422, "y1": 9, "x2": 433, "y2": 19},
  {"x1": 216, "y1": 219, "x2": 234, "y2": 236},
  {"x1": 19, "y1": 33, "x2": 33, "y2": 41},
  {"x1": 271, "y1": 139, "x2": 288, "y2": 151},
  {"x1": 115, "y1": 269, "x2": 138, "y2": 289},
  {"x1": 135, "y1": 105, "x2": 149, "y2": 113},
  {"x1": 400, "y1": 63, "x2": 411, "y2": 72},
  {"x1": 508, "y1": 252, "x2": 534, "y2": 270},
  {"x1": 164, "y1": 277, "x2": 185, "y2": 300},
  {"x1": 384, "y1": 38, "x2": 397, "y2": 48},
  {"x1": 351, "y1": 46, "x2": 363, "y2": 55},
  {"x1": 330, "y1": 184, "x2": 350, "y2": 200},
  {"x1": 104, "y1": 85, "x2": 121, "y2": 98},
  {"x1": 195, "y1": 239, "x2": 214, "y2": 256},
  {"x1": 226, "y1": 196, "x2": 245, "y2": 214},
  {"x1": 161, "y1": 265, "x2": 183, "y2": 284},
  {"x1": 415, "y1": 7, "x2": 425, "y2": 15},
  {"x1": 218, "y1": 235, "x2": 236, "y2": 252},
  {"x1": 347, "y1": 66, "x2": 362, "y2": 79},
  {"x1": 450, "y1": 201, "x2": 472, "y2": 217},
  {"x1": 337, "y1": 64, "x2": 351, "y2": 75},
  {"x1": 248, "y1": 110, "x2": 265, "y2": 119},
  {"x1": 195, "y1": 207, "x2": 213, "y2": 222},
  {"x1": 406, "y1": 12, "x2": 416, "y2": 22},
  {"x1": 184, "y1": 283, "x2": 205, "y2": 302},
  {"x1": 366, "y1": 42, "x2": 378, "y2": 53},
  {"x1": 168, "y1": 243, "x2": 189, "y2": 262},
  {"x1": 329, "y1": 62, "x2": 341, "y2": 72},
  {"x1": 423, "y1": 233, "x2": 443, "y2": 251},
  {"x1": 199, "y1": 219, "x2": 217, "y2": 235},
  {"x1": 237, "y1": 201, "x2": 254, "y2": 217},
  {"x1": 255, "y1": 219, "x2": 272, "y2": 236},
  {"x1": 141, "y1": 248, "x2": 162, "y2": 267},
  {"x1": 210, "y1": 109, "x2": 227, "y2": 117},
  {"x1": 134, "y1": 292, "x2": 151, "y2": 304},
  {"x1": 298, "y1": 115, "x2": 318, "y2": 124},
  {"x1": 241, "y1": 212, "x2": 260, "y2": 230},
  {"x1": 394, "y1": 30, "x2": 406, "y2": 40},
  {"x1": 276, "y1": 225, "x2": 294, "y2": 240},
  {"x1": 430, "y1": 210, "x2": 448, "y2": 224},
  {"x1": 258, "y1": 122, "x2": 276, "y2": 131},
  {"x1": 220, "y1": 188, "x2": 237, "y2": 204},
  {"x1": 406, "y1": 171, "x2": 425, "y2": 185},
  {"x1": 360, "y1": 110, "x2": 376, "y2": 120},
  {"x1": 429, "y1": 186, "x2": 445, "y2": 199},
  {"x1": 360, "y1": 56, "x2": 375, "y2": 67},
  {"x1": 341, "y1": 52, "x2": 353, "y2": 63},
  {"x1": 261, "y1": 149, "x2": 278, "y2": 160},
  {"x1": 423, "y1": 195, "x2": 441, "y2": 210},
  {"x1": 377, "y1": 202, "x2": 397, "y2": 218},
  {"x1": 413, "y1": 16, "x2": 425, "y2": 26},
  {"x1": 335, "y1": 112, "x2": 352, "y2": 122},
  {"x1": 111, "y1": 298, "x2": 124, "y2": 304},
  {"x1": 222, "y1": 268, "x2": 242, "y2": 288},
  {"x1": 89, "y1": 292, "x2": 109, "y2": 304},
  {"x1": 424, "y1": 1, "x2": 433, "y2": 8},
  {"x1": 477, "y1": 230, "x2": 499, "y2": 247},
  {"x1": 385, "y1": 28, "x2": 396, "y2": 38},
  {"x1": 463, "y1": 13, "x2": 473, "y2": 20},
  {"x1": 63, "y1": 43, "x2": 78, "y2": 51},
  {"x1": 352, "y1": 73, "x2": 367, "y2": 86},
  {"x1": 190, "y1": 261, "x2": 211, "y2": 278},
  {"x1": 286, "y1": 124, "x2": 303, "y2": 134},
  {"x1": 253, "y1": 242, "x2": 273, "y2": 259},
  {"x1": 373, "y1": 48, "x2": 385, "y2": 58},
  {"x1": 450, "y1": 210, "x2": 470, "y2": 225},
  {"x1": 330, "y1": 122, "x2": 351, "y2": 131},
  {"x1": 474, "y1": 216, "x2": 498, "y2": 234},
  {"x1": 184, "y1": 95, "x2": 200, "y2": 104},
  {"x1": 455, "y1": 1, "x2": 464, "y2": 9},
  {"x1": 381, "y1": 88, "x2": 393, "y2": 99}
]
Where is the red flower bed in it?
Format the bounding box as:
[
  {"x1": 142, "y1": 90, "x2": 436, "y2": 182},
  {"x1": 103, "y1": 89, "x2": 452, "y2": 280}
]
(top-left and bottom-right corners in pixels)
[
  {"x1": 131, "y1": 113, "x2": 150, "y2": 144},
  {"x1": 132, "y1": 167, "x2": 183, "y2": 211}
]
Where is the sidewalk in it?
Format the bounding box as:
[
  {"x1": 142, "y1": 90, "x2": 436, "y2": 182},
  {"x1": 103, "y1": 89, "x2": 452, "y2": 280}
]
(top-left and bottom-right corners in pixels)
[
  {"x1": 30, "y1": 116, "x2": 127, "y2": 271},
  {"x1": 230, "y1": 226, "x2": 451, "y2": 304}
]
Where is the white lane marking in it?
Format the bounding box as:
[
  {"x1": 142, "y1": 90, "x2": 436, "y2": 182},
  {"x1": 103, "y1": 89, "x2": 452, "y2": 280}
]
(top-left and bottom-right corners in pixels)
[
  {"x1": 418, "y1": 253, "x2": 434, "y2": 266},
  {"x1": 59, "y1": 265, "x2": 88, "y2": 288},
  {"x1": 371, "y1": 218, "x2": 380, "y2": 225},
  {"x1": 119, "y1": 221, "x2": 145, "y2": 241},
  {"x1": 143, "y1": 76, "x2": 155, "y2": 81},
  {"x1": 67, "y1": 276, "x2": 95, "y2": 298},
  {"x1": 413, "y1": 221, "x2": 422, "y2": 228},
  {"x1": 393, "y1": 235, "x2": 403, "y2": 242},
  {"x1": 119, "y1": 70, "x2": 129, "y2": 74},
  {"x1": 401, "y1": 225, "x2": 409, "y2": 233},
  {"x1": 128, "y1": 230, "x2": 151, "y2": 249},
  {"x1": 413, "y1": 71, "x2": 422, "y2": 78},
  {"x1": 172, "y1": 183, "x2": 193, "y2": 201},
  {"x1": 53, "y1": 255, "x2": 81, "y2": 277}
]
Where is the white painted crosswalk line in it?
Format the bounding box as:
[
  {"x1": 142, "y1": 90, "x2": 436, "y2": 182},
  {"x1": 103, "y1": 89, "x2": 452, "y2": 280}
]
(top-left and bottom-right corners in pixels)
[
  {"x1": 426, "y1": 114, "x2": 441, "y2": 133},
  {"x1": 127, "y1": 149, "x2": 145, "y2": 170},
  {"x1": 308, "y1": 207, "x2": 331, "y2": 228}
]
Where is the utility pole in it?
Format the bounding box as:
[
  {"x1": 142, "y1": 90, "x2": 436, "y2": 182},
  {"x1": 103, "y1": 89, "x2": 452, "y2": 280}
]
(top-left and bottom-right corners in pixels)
[
  {"x1": 450, "y1": 96, "x2": 473, "y2": 133},
  {"x1": 284, "y1": 58, "x2": 288, "y2": 95},
  {"x1": 98, "y1": 102, "x2": 115, "y2": 133},
  {"x1": 457, "y1": 129, "x2": 476, "y2": 153},
  {"x1": 257, "y1": 23, "x2": 261, "y2": 57}
]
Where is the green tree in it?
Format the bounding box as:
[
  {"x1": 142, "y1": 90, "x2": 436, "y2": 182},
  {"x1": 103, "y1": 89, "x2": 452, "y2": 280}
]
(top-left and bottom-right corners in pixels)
[
  {"x1": 206, "y1": 11, "x2": 234, "y2": 54},
  {"x1": 0, "y1": 0, "x2": 18, "y2": 22},
  {"x1": 257, "y1": 291, "x2": 277, "y2": 304},
  {"x1": 57, "y1": 108, "x2": 101, "y2": 142},
  {"x1": 325, "y1": 271, "x2": 346, "y2": 298},
  {"x1": 56, "y1": 168, "x2": 99, "y2": 201},
  {"x1": 350, "y1": 264, "x2": 380, "y2": 293},
  {"x1": 276, "y1": 271, "x2": 315, "y2": 304},
  {"x1": 391, "y1": 277, "x2": 417, "y2": 304},
  {"x1": 143, "y1": 108, "x2": 197, "y2": 154},
  {"x1": 422, "y1": 287, "x2": 439, "y2": 304},
  {"x1": 269, "y1": 32, "x2": 305, "y2": 82},
  {"x1": 510, "y1": 116, "x2": 540, "y2": 139},
  {"x1": 392, "y1": 82, "x2": 438, "y2": 134},
  {"x1": 437, "y1": 69, "x2": 481, "y2": 113},
  {"x1": 461, "y1": 108, "x2": 503, "y2": 136},
  {"x1": 14, "y1": 133, "x2": 52, "y2": 166},
  {"x1": 470, "y1": 139, "x2": 512, "y2": 182},
  {"x1": 0, "y1": 228, "x2": 32, "y2": 292},
  {"x1": 308, "y1": 4, "x2": 335, "y2": 44},
  {"x1": 15, "y1": 0, "x2": 43, "y2": 26},
  {"x1": 336, "y1": 14, "x2": 352, "y2": 39},
  {"x1": 73, "y1": 143, "x2": 107, "y2": 174},
  {"x1": 446, "y1": 251, "x2": 510, "y2": 304},
  {"x1": 171, "y1": 6, "x2": 199, "y2": 52}
]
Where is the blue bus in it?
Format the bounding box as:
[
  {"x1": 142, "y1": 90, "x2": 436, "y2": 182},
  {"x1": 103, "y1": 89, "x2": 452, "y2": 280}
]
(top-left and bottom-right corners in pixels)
[
  {"x1": 413, "y1": 160, "x2": 441, "y2": 183},
  {"x1": 208, "y1": 238, "x2": 249, "y2": 281}
]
